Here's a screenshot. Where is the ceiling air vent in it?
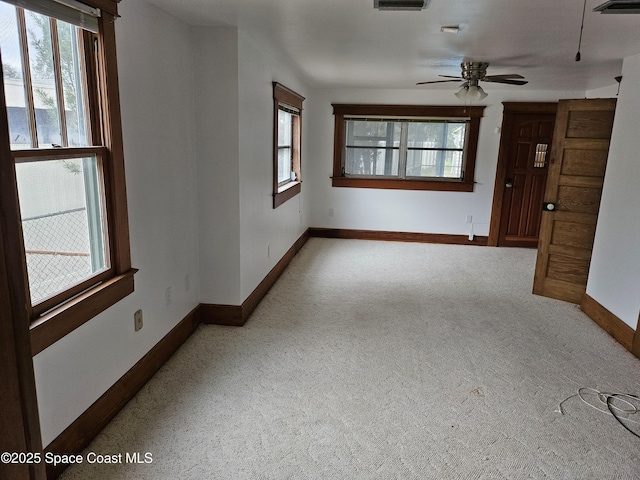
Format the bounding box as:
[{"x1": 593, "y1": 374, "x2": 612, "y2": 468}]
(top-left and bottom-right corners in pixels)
[
  {"x1": 593, "y1": 0, "x2": 640, "y2": 13},
  {"x1": 374, "y1": 0, "x2": 430, "y2": 11}
]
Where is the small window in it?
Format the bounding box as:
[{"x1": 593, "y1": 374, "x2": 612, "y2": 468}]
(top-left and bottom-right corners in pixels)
[
  {"x1": 273, "y1": 82, "x2": 304, "y2": 208},
  {"x1": 332, "y1": 104, "x2": 485, "y2": 192},
  {"x1": 0, "y1": 0, "x2": 134, "y2": 354}
]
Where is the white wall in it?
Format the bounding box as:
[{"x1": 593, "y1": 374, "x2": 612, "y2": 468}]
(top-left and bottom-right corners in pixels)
[
  {"x1": 237, "y1": 31, "x2": 310, "y2": 301},
  {"x1": 33, "y1": 0, "x2": 200, "y2": 446},
  {"x1": 193, "y1": 27, "x2": 312, "y2": 305},
  {"x1": 586, "y1": 83, "x2": 619, "y2": 99},
  {"x1": 307, "y1": 88, "x2": 582, "y2": 237},
  {"x1": 193, "y1": 27, "x2": 242, "y2": 305},
  {"x1": 586, "y1": 53, "x2": 640, "y2": 330}
]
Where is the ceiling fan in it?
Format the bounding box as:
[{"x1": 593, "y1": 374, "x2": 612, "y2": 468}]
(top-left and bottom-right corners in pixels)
[{"x1": 417, "y1": 62, "x2": 528, "y2": 101}]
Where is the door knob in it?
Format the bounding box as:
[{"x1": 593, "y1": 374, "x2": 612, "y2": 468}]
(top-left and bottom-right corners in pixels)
[{"x1": 505, "y1": 178, "x2": 513, "y2": 188}]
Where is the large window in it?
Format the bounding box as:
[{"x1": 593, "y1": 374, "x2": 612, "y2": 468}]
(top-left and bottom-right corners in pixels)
[
  {"x1": 273, "y1": 82, "x2": 304, "y2": 208},
  {"x1": 332, "y1": 104, "x2": 485, "y2": 192},
  {"x1": 0, "y1": 0, "x2": 133, "y2": 354}
]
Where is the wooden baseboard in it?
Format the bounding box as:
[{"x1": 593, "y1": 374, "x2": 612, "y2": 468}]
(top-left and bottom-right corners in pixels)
[
  {"x1": 634, "y1": 312, "x2": 640, "y2": 359},
  {"x1": 580, "y1": 294, "x2": 637, "y2": 355},
  {"x1": 309, "y1": 228, "x2": 488, "y2": 246},
  {"x1": 45, "y1": 306, "x2": 201, "y2": 479},
  {"x1": 201, "y1": 229, "x2": 310, "y2": 326},
  {"x1": 199, "y1": 304, "x2": 243, "y2": 326}
]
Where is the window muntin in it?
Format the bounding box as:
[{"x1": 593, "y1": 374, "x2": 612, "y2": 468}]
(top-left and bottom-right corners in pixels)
[
  {"x1": 332, "y1": 104, "x2": 485, "y2": 192},
  {"x1": 273, "y1": 82, "x2": 304, "y2": 208}
]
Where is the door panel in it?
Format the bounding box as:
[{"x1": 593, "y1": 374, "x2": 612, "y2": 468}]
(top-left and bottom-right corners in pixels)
[
  {"x1": 566, "y1": 110, "x2": 616, "y2": 138},
  {"x1": 533, "y1": 98, "x2": 616, "y2": 304},
  {"x1": 556, "y1": 185, "x2": 603, "y2": 214},
  {"x1": 514, "y1": 142, "x2": 530, "y2": 168},
  {"x1": 525, "y1": 174, "x2": 546, "y2": 236},
  {"x1": 546, "y1": 254, "x2": 590, "y2": 285},
  {"x1": 561, "y1": 149, "x2": 608, "y2": 177},
  {"x1": 551, "y1": 221, "x2": 596, "y2": 249}
]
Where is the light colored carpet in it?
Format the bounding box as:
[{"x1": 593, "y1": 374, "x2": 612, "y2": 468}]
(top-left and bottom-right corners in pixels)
[{"x1": 60, "y1": 238, "x2": 640, "y2": 479}]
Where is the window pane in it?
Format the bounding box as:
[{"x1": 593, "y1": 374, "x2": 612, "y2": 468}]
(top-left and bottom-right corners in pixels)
[
  {"x1": 16, "y1": 156, "x2": 109, "y2": 304},
  {"x1": 445, "y1": 123, "x2": 466, "y2": 149},
  {"x1": 345, "y1": 147, "x2": 399, "y2": 176},
  {"x1": 1, "y1": 3, "x2": 32, "y2": 148},
  {"x1": 345, "y1": 119, "x2": 400, "y2": 176},
  {"x1": 406, "y1": 149, "x2": 463, "y2": 178},
  {"x1": 57, "y1": 20, "x2": 88, "y2": 146},
  {"x1": 278, "y1": 109, "x2": 292, "y2": 147},
  {"x1": 346, "y1": 120, "x2": 400, "y2": 147},
  {"x1": 278, "y1": 147, "x2": 292, "y2": 184},
  {"x1": 407, "y1": 122, "x2": 466, "y2": 149},
  {"x1": 2, "y1": 6, "x2": 90, "y2": 149},
  {"x1": 25, "y1": 10, "x2": 62, "y2": 147}
]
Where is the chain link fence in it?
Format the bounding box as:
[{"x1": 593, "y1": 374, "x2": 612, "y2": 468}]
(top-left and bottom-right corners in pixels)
[{"x1": 22, "y1": 208, "x2": 92, "y2": 303}]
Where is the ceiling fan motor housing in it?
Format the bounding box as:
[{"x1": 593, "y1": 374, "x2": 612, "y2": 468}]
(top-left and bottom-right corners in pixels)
[{"x1": 461, "y1": 62, "x2": 489, "y2": 81}]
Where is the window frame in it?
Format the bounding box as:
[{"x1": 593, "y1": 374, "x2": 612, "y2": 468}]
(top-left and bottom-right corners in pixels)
[
  {"x1": 273, "y1": 82, "x2": 304, "y2": 208},
  {"x1": 332, "y1": 104, "x2": 485, "y2": 192},
  {"x1": 0, "y1": 0, "x2": 135, "y2": 356}
]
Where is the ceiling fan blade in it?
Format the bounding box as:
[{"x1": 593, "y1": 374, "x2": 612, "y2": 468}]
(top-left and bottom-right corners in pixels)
[
  {"x1": 438, "y1": 75, "x2": 465, "y2": 79},
  {"x1": 416, "y1": 79, "x2": 464, "y2": 85},
  {"x1": 485, "y1": 74, "x2": 525, "y2": 80},
  {"x1": 483, "y1": 78, "x2": 529, "y2": 85}
]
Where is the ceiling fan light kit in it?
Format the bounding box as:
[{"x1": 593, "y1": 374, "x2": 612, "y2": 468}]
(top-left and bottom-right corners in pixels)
[{"x1": 455, "y1": 82, "x2": 488, "y2": 102}]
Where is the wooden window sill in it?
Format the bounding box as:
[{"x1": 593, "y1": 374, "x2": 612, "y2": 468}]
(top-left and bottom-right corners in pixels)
[
  {"x1": 30, "y1": 269, "x2": 137, "y2": 355},
  {"x1": 274, "y1": 181, "x2": 301, "y2": 208},
  {"x1": 331, "y1": 177, "x2": 474, "y2": 192}
]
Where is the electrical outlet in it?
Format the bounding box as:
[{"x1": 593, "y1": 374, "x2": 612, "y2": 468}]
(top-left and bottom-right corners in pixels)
[
  {"x1": 466, "y1": 215, "x2": 473, "y2": 224},
  {"x1": 165, "y1": 287, "x2": 172, "y2": 306},
  {"x1": 134, "y1": 309, "x2": 143, "y2": 331}
]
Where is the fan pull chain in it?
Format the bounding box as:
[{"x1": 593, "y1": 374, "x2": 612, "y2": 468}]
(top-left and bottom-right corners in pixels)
[{"x1": 576, "y1": 0, "x2": 587, "y2": 61}]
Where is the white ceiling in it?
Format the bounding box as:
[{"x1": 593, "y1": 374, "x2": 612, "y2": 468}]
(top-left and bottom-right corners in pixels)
[{"x1": 143, "y1": 0, "x2": 640, "y2": 92}]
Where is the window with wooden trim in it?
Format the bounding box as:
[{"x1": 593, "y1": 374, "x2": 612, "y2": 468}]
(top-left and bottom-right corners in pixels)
[
  {"x1": 332, "y1": 104, "x2": 485, "y2": 192},
  {"x1": 273, "y1": 82, "x2": 304, "y2": 208},
  {"x1": 0, "y1": 0, "x2": 134, "y2": 355}
]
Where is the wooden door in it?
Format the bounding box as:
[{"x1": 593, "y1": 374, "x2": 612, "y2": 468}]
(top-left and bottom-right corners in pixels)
[
  {"x1": 498, "y1": 112, "x2": 556, "y2": 247},
  {"x1": 533, "y1": 98, "x2": 616, "y2": 303}
]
